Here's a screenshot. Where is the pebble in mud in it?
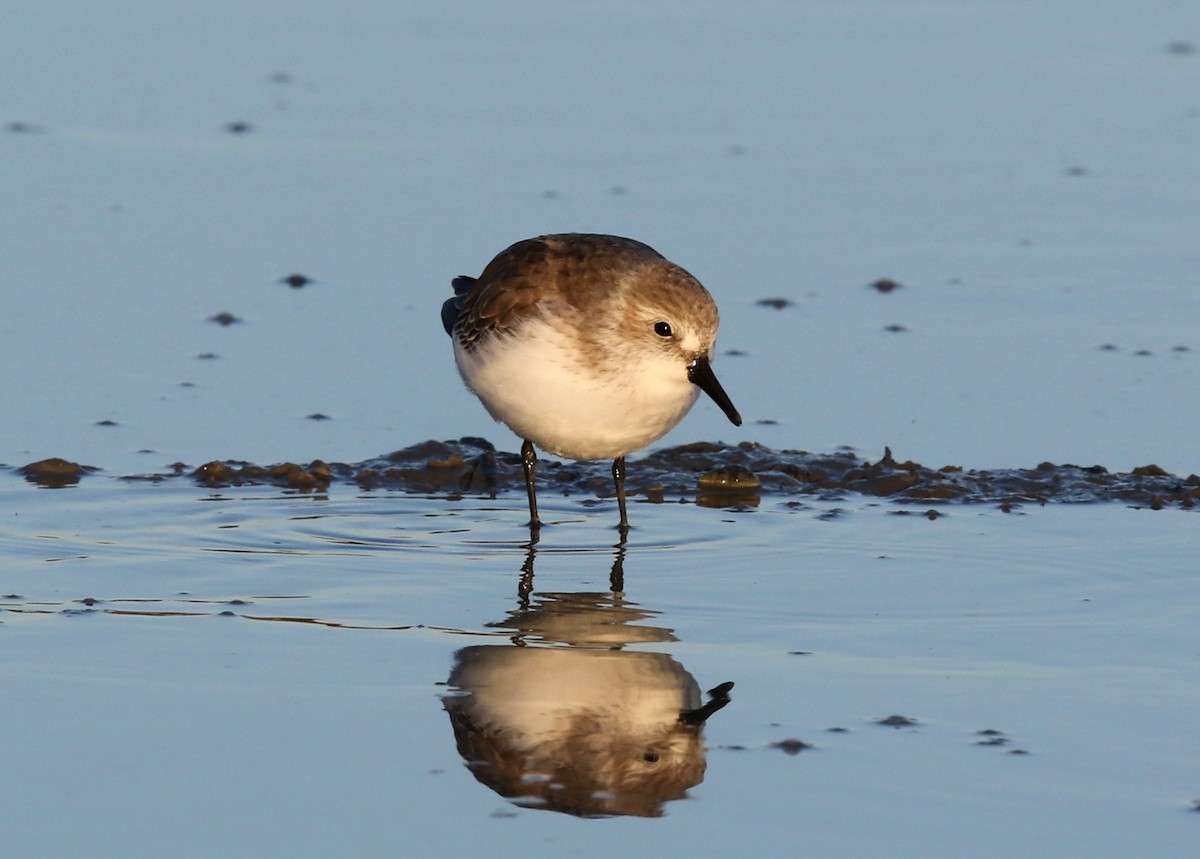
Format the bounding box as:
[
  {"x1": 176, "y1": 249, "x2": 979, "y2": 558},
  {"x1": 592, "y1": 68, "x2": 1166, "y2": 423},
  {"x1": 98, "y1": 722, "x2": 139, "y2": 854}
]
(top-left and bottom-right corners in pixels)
[
  {"x1": 697, "y1": 465, "x2": 761, "y2": 509},
  {"x1": 697, "y1": 465, "x2": 761, "y2": 491}
]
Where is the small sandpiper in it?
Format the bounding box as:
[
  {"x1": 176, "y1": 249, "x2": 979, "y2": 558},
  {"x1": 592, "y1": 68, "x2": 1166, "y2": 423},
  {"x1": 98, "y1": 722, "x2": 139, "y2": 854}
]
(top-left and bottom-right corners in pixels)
[{"x1": 442, "y1": 233, "x2": 742, "y2": 535}]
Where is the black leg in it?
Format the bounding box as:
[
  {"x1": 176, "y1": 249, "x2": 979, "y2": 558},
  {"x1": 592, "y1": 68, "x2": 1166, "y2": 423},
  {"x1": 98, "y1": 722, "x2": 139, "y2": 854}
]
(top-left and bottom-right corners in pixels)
[
  {"x1": 521, "y1": 439, "x2": 541, "y2": 534},
  {"x1": 609, "y1": 543, "x2": 626, "y2": 594},
  {"x1": 612, "y1": 456, "x2": 629, "y2": 536},
  {"x1": 518, "y1": 542, "x2": 535, "y2": 608}
]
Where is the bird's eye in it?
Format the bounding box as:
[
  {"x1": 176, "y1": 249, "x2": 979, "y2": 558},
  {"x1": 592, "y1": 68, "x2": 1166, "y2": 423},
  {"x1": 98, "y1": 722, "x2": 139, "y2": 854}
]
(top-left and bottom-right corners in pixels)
[
  {"x1": 643, "y1": 752, "x2": 660, "y2": 763},
  {"x1": 653, "y1": 321, "x2": 673, "y2": 338}
]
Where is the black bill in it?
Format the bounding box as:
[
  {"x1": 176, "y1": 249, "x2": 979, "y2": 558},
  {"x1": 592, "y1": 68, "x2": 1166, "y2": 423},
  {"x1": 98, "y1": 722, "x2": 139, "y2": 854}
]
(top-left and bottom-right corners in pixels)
[{"x1": 688, "y1": 356, "x2": 742, "y2": 426}]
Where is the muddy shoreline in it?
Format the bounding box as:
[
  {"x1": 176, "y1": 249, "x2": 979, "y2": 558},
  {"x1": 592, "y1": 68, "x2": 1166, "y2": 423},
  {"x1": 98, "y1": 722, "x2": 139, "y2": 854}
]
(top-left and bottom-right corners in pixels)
[{"x1": 12, "y1": 439, "x2": 1198, "y2": 510}]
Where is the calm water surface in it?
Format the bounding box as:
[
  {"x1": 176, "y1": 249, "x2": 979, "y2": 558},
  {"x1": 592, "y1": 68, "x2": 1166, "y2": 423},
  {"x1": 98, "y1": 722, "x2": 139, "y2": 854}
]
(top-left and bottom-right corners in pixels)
[{"x1": 2, "y1": 478, "x2": 1197, "y2": 857}]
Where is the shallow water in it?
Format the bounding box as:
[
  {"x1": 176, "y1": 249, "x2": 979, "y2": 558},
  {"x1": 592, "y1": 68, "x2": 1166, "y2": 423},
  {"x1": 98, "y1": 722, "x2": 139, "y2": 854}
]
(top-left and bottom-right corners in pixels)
[
  {"x1": 3, "y1": 476, "x2": 1199, "y2": 857},
  {"x1": 3, "y1": 1, "x2": 1199, "y2": 856}
]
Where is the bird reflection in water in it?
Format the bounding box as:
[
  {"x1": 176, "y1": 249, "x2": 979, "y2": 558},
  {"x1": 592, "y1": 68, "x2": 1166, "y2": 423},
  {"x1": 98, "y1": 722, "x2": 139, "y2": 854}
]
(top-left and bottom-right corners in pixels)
[{"x1": 442, "y1": 545, "x2": 734, "y2": 818}]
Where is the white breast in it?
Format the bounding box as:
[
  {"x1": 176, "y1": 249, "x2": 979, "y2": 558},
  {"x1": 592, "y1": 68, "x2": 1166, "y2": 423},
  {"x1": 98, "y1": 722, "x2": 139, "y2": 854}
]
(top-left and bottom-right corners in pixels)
[{"x1": 454, "y1": 318, "x2": 700, "y2": 461}]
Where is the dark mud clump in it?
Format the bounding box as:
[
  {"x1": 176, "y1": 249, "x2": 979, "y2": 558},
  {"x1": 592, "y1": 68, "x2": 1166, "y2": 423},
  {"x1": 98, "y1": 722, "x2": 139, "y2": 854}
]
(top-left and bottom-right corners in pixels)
[
  {"x1": 18, "y1": 458, "x2": 99, "y2": 488},
  {"x1": 10, "y1": 440, "x2": 1199, "y2": 510},
  {"x1": 771, "y1": 738, "x2": 813, "y2": 755},
  {"x1": 876, "y1": 715, "x2": 919, "y2": 728},
  {"x1": 191, "y1": 459, "x2": 334, "y2": 491}
]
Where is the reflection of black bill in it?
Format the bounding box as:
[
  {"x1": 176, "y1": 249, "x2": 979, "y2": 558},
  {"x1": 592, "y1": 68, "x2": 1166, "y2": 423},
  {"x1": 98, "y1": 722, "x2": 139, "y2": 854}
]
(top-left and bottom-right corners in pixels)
[
  {"x1": 688, "y1": 356, "x2": 742, "y2": 427},
  {"x1": 679, "y1": 681, "x2": 735, "y2": 726}
]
